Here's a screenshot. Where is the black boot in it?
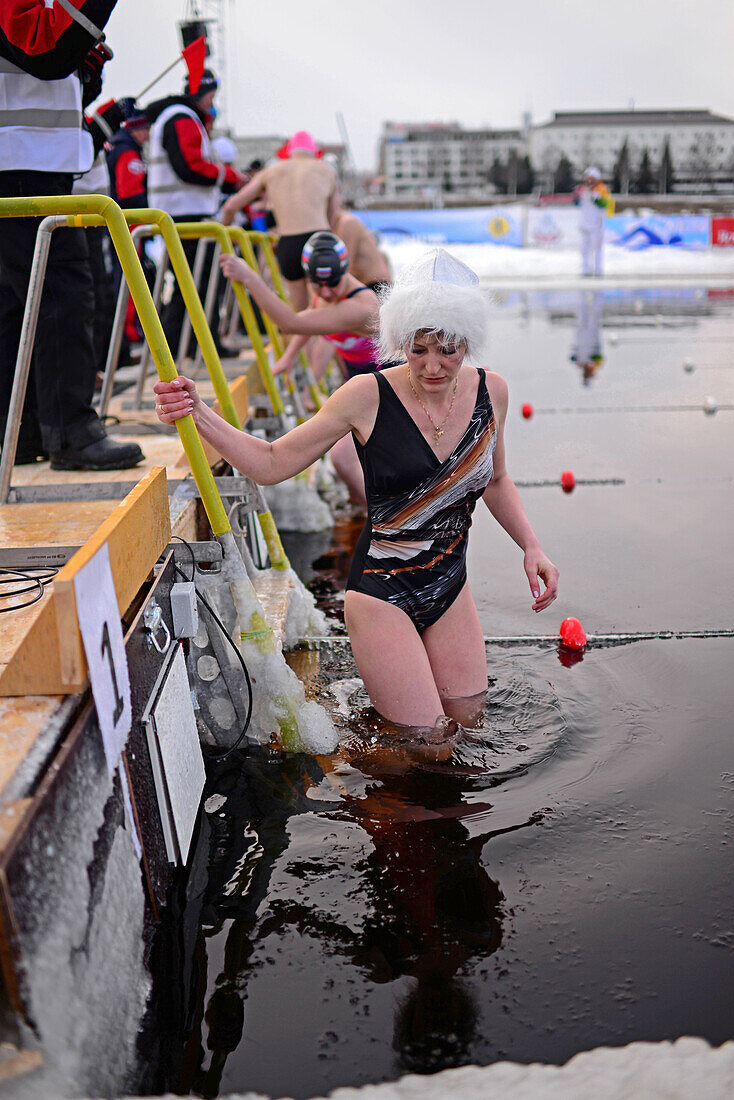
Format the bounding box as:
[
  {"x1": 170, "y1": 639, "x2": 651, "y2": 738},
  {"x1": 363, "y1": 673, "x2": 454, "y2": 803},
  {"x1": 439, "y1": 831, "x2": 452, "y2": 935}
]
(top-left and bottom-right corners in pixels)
[{"x1": 50, "y1": 435, "x2": 144, "y2": 471}]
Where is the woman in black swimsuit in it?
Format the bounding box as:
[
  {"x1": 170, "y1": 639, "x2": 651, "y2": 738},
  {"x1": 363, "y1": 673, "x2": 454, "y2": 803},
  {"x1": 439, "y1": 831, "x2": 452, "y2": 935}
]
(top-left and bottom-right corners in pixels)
[{"x1": 155, "y1": 249, "x2": 558, "y2": 730}]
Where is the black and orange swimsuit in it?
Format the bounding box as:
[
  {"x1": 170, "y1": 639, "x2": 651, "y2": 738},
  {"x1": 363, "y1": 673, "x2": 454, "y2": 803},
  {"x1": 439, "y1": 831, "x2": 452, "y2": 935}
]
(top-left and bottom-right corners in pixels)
[{"x1": 346, "y1": 368, "x2": 496, "y2": 631}]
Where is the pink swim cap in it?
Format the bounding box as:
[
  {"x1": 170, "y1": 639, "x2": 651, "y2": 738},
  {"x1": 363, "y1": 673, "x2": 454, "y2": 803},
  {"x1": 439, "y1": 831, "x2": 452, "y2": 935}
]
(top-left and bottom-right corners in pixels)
[{"x1": 286, "y1": 130, "x2": 318, "y2": 156}]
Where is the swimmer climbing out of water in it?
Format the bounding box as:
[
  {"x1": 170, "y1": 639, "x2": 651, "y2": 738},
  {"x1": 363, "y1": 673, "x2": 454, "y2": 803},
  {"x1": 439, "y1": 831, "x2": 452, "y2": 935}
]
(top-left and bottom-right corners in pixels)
[
  {"x1": 218, "y1": 231, "x2": 380, "y2": 504},
  {"x1": 154, "y1": 249, "x2": 559, "y2": 732}
]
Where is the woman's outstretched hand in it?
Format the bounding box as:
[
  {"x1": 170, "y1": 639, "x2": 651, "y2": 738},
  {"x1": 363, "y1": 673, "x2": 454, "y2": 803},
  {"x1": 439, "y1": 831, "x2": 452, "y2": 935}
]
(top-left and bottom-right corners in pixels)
[
  {"x1": 153, "y1": 376, "x2": 200, "y2": 424},
  {"x1": 219, "y1": 253, "x2": 253, "y2": 285},
  {"x1": 524, "y1": 547, "x2": 559, "y2": 612}
]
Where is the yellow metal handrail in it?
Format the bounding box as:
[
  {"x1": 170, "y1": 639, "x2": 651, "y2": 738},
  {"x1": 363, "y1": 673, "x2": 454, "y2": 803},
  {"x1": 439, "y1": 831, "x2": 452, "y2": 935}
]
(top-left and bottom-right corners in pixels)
[
  {"x1": 165, "y1": 221, "x2": 287, "y2": 421},
  {"x1": 0, "y1": 195, "x2": 230, "y2": 534},
  {"x1": 247, "y1": 229, "x2": 328, "y2": 409}
]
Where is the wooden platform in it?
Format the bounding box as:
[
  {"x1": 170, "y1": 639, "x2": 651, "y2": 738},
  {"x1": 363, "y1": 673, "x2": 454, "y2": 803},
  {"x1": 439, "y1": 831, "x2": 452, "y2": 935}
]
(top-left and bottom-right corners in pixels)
[{"x1": 0, "y1": 369, "x2": 256, "y2": 806}]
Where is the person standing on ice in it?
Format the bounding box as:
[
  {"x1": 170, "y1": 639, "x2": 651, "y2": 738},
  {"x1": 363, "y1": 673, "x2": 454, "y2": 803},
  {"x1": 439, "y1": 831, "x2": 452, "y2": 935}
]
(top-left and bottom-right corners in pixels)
[
  {"x1": 573, "y1": 167, "x2": 613, "y2": 277},
  {"x1": 220, "y1": 131, "x2": 339, "y2": 311},
  {"x1": 154, "y1": 249, "x2": 558, "y2": 734},
  {"x1": 0, "y1": 0, "x2": 145, "y2": 471},
  {"x1": 146, "y1": 69, "x2": 245, "y2": 356}
]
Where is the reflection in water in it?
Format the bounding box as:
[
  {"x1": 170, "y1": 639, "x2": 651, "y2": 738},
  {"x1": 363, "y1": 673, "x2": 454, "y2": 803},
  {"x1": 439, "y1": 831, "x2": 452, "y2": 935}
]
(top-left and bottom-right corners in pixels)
[
  {"x1": 570, "y1": 290, "x2": 604, "y2": 386},
  {"x1": 190, "y1": 747, "x2": 509, "y2": 1091},
  {"x1": 175, "y1": 662, "x2": 567, "y2": 1095},
  {"x1": 557, "y1": 642, "x2": 586, "y2": 668},
  {"x1": 339, "y1": 755, "x2": 504, "y2": 1074}
]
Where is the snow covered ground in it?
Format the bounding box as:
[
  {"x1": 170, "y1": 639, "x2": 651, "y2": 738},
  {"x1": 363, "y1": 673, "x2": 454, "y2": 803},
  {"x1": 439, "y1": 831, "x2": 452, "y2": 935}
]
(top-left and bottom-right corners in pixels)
[
  {"x1": 383, "y1": 240, "x2": 734, "y2": 284},
  {"x1": 119, "y1": 1037, "x2": 734, "y2": 1100}
]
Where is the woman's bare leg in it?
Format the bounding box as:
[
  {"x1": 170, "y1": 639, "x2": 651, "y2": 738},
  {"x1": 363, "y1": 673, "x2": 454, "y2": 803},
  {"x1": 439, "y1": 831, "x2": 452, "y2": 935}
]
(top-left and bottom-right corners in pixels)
[
  {"x1": 421, "y1": 583, "x2": 488, "y2": 712},
  {"x1": 330, "y1": 435, "x2": 366, "y2": 505},
  {"x1": 308, "y1": 337, "x2": 334, "y2": 382},
  {"x1": 283, "y1": 276, "x2": 309, "y2": 311},
  {"x1": 344, "y1": 591, "x2": 444, "y2": 726}
]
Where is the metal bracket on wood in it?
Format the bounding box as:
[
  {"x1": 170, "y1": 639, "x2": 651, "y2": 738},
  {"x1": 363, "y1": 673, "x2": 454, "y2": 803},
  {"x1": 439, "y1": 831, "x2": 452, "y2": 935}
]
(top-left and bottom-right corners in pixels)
[
  {"x1": 0, "y1": 540, "x2": 224, "y2": 572},
  {"x1": 6, "y1": 475, "x2": 261, "y2": 506}
]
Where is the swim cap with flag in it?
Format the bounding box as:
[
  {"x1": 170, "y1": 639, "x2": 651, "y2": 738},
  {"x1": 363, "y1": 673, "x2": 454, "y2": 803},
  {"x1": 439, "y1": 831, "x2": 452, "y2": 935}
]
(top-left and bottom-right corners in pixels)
[{"x1": 301, "y1": 231, "x2": 349, "y2": 287}]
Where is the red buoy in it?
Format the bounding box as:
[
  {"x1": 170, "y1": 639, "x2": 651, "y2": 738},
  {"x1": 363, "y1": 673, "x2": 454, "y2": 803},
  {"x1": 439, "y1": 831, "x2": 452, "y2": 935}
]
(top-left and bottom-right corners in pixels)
[
  {"x1": 521, "y1": 403, "x2": 534, "y2": 420},
  {"x1": 561, "y1": 470, "x2": 576, "y2": 493},
  {"x1": 559, "y1": 617, "x2": 587, "y2": 649}
]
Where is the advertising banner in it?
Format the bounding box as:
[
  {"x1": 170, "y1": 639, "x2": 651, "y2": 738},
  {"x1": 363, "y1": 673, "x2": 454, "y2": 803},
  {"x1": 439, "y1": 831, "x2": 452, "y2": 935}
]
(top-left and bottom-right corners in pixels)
[
  {"x1": 605, "y1": 215, "x2": 709, "y2": 250},
  {"x1": 527, "y1": 208, "x2": 579, "y2": 248},
  {"x1": 358, "y1": 208, "x2": 713, "y2": 250},
  {"x1": 527, "y1": 210, "x2": 710, "y2": 250},
  {"x1": 711, "y1": 217, "x2": 734, "y2": 247},
  {"x1": 356, "y1": 206, "x2": 524, "y2": 247}
]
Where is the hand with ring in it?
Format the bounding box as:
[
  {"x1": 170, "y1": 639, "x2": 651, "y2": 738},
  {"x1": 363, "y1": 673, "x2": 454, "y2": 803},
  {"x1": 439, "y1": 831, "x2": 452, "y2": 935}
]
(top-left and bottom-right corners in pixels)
[{"x1": 153, "y1": 376, "x2": 200, "y2": 423}]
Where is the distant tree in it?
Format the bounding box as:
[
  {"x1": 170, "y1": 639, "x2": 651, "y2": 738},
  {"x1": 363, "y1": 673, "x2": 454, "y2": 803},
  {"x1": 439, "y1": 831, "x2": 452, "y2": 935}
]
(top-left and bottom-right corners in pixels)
[
  {"x1": 633, "y1": 147, "x2": 655, "y2": 194},
  {"x1": 517, "y1": 155, "x2": 535, "y2": 194},
  {"x1": 554, "y1": 154, "x2": 574, "y2": 193},
  {"x1": 612, "y1": 138, "x2": 630, "y2": 194},
  {"x1": 488, "y1": 155, "x2": 508, "y2": 194},
  {"x1": 658, "y1": 139, "x2": 674, "y2": 194},
  {"x1": 687, "y1": 133, "x2": 717, "y2": 190},
  {"x1": 506, "y1": 149, "x2": 519, "y2": 196}
]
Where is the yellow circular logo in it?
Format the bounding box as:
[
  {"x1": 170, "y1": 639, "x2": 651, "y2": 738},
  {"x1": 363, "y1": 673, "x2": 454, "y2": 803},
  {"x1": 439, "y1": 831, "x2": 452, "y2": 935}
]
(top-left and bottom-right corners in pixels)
[{"x1": 488, "y1": 215, "x2": 510, "y2": 239}]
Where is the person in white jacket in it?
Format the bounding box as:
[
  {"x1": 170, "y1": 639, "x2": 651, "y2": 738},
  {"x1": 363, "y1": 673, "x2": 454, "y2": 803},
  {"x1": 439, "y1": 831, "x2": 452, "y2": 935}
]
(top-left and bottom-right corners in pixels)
[{"x1": 574, "y1": 167, "x2": 612, "y2": 277}]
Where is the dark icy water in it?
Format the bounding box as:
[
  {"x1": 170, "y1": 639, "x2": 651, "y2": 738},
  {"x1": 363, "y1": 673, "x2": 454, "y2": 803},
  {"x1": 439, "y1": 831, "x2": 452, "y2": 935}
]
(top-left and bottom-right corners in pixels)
[{"x1": 144, "y1": 286, "x2": 734, "y2": 1099}]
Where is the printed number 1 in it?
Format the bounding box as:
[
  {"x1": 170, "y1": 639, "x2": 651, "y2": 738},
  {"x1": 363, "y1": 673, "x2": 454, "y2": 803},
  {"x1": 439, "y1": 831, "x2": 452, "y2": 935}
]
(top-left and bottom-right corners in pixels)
[{"x1": 100, "y1": 620, "x2": 124, "y2": 726}]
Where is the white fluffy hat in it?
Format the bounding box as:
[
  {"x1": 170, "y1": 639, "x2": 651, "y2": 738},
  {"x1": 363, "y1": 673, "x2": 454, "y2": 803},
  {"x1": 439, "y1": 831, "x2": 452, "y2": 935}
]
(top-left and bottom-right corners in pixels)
[
  {"x1": 377, "y1": 248, "x2": 488, "y2": 362},
  {"x1": 585, "y1": 166, "x2": 601, "y2": 180}
]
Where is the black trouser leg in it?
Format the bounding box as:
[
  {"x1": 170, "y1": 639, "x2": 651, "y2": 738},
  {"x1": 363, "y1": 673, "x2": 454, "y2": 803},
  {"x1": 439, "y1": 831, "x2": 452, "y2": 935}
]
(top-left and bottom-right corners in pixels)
[
  {"x1": 161, "y1": 233, "x2": 199, "y2": 359},
  {"x1": 0, "y1": 253, "x2": 43, "y2": 458},
  {"x1": 161, "y1": 221, "x2": 219, "y2": 359},
  {"x1": 0, "y1": 170, "x2": 105, "y2": 452},
  {"x1": 86, "y1": 226, "x2": 116, "y2": 374}
]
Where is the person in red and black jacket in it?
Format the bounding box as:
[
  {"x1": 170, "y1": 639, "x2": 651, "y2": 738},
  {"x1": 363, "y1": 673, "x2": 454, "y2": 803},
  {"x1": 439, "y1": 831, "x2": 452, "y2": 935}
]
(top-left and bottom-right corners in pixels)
[
  {"x1": 0, "y1": 0, "x2": 144, "y2": 470},
  {"x1": 147, "y1": 70, "x2": 245, "y2": 357},
  {"x1": 108, "y1": 110, "x2": 150, "y2": 210}
]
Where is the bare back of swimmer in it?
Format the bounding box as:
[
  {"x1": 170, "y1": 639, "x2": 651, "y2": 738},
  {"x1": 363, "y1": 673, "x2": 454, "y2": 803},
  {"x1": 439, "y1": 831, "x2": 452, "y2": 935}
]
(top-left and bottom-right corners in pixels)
[
  {"x1": 221, "y1": 131, "x2": 338, "y2": 309},
  {"x1": 333, "y1": 209, "x2": 392, "y2": 290}
]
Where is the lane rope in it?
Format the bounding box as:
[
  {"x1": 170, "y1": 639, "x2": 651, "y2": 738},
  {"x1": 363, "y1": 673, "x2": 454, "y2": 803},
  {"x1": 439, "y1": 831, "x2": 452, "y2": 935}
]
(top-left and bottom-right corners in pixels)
[{"x1": 305, "y1": 628, "x2": 734, "y2": 647}]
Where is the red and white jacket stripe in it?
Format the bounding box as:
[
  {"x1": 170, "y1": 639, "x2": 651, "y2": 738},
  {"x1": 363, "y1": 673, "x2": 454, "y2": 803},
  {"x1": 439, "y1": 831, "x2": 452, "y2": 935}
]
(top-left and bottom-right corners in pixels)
[
  {"x1": 0, "y1": 0, "x2": 117, "y2": 173},
  {"x1": 148, "y1": 101, "x2": 241, "y2": 217}
]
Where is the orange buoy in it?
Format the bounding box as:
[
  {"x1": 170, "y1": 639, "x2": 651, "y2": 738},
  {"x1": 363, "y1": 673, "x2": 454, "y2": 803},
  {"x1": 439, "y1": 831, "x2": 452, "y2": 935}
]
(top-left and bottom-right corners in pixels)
[
  {"x1": 521, "y1": 403, "x2": 534, "y2": 419},
  {"x1": 560, "y1": 470, "x2": 576, "y2": 493},
  {"x1": 559, "y1": 617, "x2": 587, "y2": 649}
]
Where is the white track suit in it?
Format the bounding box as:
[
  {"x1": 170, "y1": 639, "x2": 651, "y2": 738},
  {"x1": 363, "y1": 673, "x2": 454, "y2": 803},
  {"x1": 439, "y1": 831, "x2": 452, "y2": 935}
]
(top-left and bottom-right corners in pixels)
[{"x1": 577, "y1": 187, "x2": 605, "y2": 277}]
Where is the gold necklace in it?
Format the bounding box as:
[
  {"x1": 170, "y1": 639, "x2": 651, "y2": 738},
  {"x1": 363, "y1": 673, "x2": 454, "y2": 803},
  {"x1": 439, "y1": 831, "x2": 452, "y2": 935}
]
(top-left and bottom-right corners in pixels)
[{"x1": 407, "y1": 366, "x2": 459, "y2": 443}]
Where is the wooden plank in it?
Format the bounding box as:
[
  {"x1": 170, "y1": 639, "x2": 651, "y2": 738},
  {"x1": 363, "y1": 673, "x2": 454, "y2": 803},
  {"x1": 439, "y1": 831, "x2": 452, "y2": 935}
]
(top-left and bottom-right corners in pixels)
[
  {"x1": 0, "y1": 468, "x2": 170, "y2": 696},
  {"x1": 0, "y1": 702, "x2": 62, "y2": 799},
  {"x1": 175, "y1": 374, "x2": 249, "y2": 468},
  {"x1": 10, "y1": 434, "x2": 186, "y2": 488},
  {"x1": 0, "y1": 800, "x2": 32, "y2": 858}
]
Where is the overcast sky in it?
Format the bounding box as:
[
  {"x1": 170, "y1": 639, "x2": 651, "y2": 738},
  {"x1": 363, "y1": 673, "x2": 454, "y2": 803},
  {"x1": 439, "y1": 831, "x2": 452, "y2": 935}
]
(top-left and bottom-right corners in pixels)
[{"x1": 102, "y1": 0, "x2": 734, "y2": 169}]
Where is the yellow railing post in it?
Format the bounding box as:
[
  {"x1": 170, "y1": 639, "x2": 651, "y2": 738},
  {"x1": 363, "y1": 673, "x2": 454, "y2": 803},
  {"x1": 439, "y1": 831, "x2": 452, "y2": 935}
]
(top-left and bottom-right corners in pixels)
[
  {"x1": 0, "y1": 196, "x2": 229, "y2": 534},
  {"x1": 73, "y1": 208, "x2": 242, "y2": 432},
  {"x1": 167, "y1": 221, "x2": 287, "y2": 422},
  {"x1": 247, "y1": 229, "x2": 327, "y2": 410}
]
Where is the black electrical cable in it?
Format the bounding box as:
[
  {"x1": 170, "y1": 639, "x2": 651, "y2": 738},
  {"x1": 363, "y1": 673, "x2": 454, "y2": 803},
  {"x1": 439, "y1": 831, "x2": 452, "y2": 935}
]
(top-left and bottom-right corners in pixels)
[
  {"x1": 0, "y1": 566, "x2": 58, "y2": 613},
  {"x1": 170, "y1": 535, "x2": 253, "y2": 761},
  {"x1": 101, "y1": 413, "x2": 173, "y2": 436}
]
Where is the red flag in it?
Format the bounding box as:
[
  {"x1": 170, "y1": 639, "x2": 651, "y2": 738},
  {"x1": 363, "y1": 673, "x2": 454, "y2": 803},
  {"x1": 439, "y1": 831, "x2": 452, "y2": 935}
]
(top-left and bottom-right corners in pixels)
[{"x1": 182, "y1": 36, "x2": 206, "y2": 94}]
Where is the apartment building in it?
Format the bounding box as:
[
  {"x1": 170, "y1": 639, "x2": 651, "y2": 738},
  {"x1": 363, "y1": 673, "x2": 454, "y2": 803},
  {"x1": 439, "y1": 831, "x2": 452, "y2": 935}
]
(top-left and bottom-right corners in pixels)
[{"x1": 530, "y1": 110, "x2": 734, "y2": 192}]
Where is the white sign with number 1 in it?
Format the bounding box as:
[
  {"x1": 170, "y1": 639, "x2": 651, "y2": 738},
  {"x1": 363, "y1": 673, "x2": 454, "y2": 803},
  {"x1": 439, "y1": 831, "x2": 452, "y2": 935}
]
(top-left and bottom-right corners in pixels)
[{"x1": 73, "y1": 543, "x2": 131, "y2": 772}]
